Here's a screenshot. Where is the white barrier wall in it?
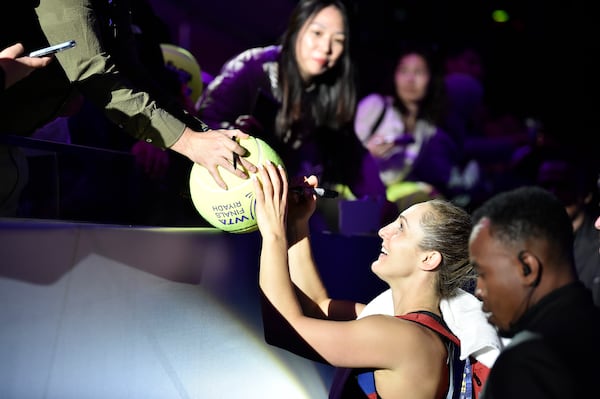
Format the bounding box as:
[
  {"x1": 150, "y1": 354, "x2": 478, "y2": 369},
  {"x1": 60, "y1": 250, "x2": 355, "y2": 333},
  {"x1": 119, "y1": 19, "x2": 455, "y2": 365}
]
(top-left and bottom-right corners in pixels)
[{"x1": 0, "y1": 219, "x2": 386, "y2": 399}]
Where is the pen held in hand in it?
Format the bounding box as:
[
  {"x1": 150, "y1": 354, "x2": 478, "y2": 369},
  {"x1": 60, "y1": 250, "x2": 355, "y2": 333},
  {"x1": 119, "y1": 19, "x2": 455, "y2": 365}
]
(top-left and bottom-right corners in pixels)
[
  {"x1": 231, "y1": 136, "x2": 240, "y2": 170},
  {"x1": 291, "y1": 186, "x2": 339, "y2": 199}
]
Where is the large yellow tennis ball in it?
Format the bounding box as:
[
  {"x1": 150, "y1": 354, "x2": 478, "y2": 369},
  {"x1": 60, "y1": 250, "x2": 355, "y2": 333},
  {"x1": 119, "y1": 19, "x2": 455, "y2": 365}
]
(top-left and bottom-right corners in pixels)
[{"x1": 189, "y1": 137, "x2": 284, "y2": 233}]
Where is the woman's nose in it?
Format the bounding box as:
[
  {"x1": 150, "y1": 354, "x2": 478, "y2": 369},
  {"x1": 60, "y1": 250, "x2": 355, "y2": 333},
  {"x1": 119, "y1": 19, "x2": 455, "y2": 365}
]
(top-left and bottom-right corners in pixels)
[
  {"x1": 378, "y1": 224, "x2": 391, "y2": 239},
  {"x1": 317, "y1": 37, "x2": 332, "y2": 54}
]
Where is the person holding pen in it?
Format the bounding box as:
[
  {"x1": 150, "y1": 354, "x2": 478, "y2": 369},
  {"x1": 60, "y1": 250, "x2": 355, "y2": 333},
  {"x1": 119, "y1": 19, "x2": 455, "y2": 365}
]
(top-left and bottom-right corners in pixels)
[{"x1": 0, "y1": 1, "x2": 256, "y2": 217}]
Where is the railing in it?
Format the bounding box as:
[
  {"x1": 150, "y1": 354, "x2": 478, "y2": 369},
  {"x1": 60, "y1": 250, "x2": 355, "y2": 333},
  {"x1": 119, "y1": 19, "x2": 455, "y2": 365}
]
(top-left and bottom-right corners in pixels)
[{"x1": 0, "y1": 134, "x2": 139, "y2": 224}]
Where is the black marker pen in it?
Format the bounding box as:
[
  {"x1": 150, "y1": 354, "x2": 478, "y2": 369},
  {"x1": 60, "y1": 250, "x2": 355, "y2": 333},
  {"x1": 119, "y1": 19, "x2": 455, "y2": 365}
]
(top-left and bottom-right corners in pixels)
[{"x1": 291, "y1": 187, "x2": 339, "y2": 198}]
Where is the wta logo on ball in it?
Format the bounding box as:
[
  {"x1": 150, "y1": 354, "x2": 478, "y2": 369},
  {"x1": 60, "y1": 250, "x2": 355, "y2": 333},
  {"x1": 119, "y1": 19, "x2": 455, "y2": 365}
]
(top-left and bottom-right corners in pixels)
[
  {"x1": 211, "y1": 193, "x2": 257, "y2": 228},
  {"x1": 189, "y1": 137, "x2": 283, "y2": 234}
]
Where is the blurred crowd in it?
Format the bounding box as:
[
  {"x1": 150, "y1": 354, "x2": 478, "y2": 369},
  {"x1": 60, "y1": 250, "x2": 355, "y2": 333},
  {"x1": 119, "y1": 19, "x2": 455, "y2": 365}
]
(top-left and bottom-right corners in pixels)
[{"x1": 1, "y1": 0, "x2": 598, "y2": 231}]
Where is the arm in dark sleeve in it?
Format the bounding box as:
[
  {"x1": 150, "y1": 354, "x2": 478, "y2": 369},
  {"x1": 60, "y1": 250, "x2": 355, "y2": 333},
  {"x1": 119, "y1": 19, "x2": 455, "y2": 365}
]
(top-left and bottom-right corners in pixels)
[
  {"x1": 35, "y1": 0, "x2": 186, "y2": 148},
  {"x1": 483, "y1": 343, "x2": 573, "y2": 399},
  {"x1": 196, "y1": 47, "x2": 276, "y2": 130}
]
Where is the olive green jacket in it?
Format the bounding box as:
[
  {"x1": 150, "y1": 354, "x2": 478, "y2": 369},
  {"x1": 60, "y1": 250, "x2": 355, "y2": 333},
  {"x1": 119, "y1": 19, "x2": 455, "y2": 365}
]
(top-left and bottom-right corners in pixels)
[{"x1": 0, "y1": 0, "x2": 196, "y2": 148}]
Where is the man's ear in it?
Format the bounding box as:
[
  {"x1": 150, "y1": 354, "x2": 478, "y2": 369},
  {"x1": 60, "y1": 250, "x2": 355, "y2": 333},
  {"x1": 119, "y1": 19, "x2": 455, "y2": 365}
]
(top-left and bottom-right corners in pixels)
[
  {"x1": 421, "y1": 251, "x2": 442, "y2": 271},
  {"x1": 518, "y1": 250, "x2": 543, "y2": 287}
]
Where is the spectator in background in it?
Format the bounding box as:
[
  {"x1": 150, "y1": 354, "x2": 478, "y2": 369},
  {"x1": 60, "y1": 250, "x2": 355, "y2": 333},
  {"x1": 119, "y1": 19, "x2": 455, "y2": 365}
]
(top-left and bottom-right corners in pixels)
[
  {"x1": 197, "y1": 0, "x2": 396, "y2": 232},
  {"x1": 536, "y1": 156, "x2": 600, "y2": 306},
  {"x1": 0, "y1": 1, "x2": 256, "y2": 218},
  {"x1": 441, "y1": 42, "x2": 531, "y2": 207},
  {"x1": 354, "y1": 42, "x2": 479, "y2": 211},
  {"x1": 442, "y1": 43, "x2": 487, "y2": 152},
  {"x1": 470, "y1": 186, "x2": 600, "y2": 398}
]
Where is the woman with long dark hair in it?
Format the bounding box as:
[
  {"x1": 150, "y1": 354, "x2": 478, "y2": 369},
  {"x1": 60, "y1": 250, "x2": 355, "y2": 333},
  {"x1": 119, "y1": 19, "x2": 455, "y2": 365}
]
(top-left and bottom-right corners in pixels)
[{"x1": 197, "y1": 0, "x2": 394, "y2": 230}]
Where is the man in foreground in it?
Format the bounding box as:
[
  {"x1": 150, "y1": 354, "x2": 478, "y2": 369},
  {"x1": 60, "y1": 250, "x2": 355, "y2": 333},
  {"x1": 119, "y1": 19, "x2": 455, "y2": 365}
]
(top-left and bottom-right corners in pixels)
[{"x1": 469, "y1": 186, "x2": 600, "y2": 398}]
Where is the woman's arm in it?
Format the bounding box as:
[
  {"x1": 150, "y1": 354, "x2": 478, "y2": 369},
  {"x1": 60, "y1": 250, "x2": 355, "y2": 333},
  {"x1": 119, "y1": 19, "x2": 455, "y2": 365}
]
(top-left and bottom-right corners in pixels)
[
  {"x1": 253, "y1": 163, "x2": 309, "y2": 348},
  {"x1": 196, "y1": 47, "x2": 278, "y2": 129},
  {"x1": 286, "y1": 176, "x2": 362, "y2": 320},
  {"x1": 253, "y1": 162, "x2": 408, "y2": 369}
]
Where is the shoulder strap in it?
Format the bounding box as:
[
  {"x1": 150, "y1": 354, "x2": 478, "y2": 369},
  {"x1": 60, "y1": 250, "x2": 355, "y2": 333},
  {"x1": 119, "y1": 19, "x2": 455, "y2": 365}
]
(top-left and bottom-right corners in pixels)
[
  {"x1": 398, "y1": 312, "x2": 465, "y2": 399},
  {"x1": 397, "y1": 312, "x2": 461, "y2": 346},
  {"x1": 355, "y1": 312, "x2": 461, "y2": 399},
  {"x1": 368, "y1": 95, "x2": 388, "y2": 137}
]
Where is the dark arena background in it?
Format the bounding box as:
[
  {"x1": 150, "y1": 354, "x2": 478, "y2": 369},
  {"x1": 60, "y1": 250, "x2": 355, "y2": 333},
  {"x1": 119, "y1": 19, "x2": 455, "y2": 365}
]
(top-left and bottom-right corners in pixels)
[{"x1": 1, "y1": 1, "x2": 598, "y2": 398}]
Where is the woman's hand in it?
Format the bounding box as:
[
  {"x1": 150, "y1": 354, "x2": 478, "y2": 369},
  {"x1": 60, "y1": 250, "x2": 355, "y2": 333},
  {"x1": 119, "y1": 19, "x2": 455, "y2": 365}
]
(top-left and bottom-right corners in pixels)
[
  {"x1": 253, "y1": 161, "x2": 288, "y2": 240},
  {"x1": 287, "y1": 175, "x2": 318, "y2": 226},
  {"x1": 366, "y1": 136, "x2": 396, "y2": 158}
]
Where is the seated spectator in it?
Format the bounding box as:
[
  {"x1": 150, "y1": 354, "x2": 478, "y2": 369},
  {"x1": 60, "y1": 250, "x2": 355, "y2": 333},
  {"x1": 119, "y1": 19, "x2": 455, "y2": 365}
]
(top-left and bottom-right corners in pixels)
[{"x1": 354, "y1": 42, "x2": 479, "y2": 210}]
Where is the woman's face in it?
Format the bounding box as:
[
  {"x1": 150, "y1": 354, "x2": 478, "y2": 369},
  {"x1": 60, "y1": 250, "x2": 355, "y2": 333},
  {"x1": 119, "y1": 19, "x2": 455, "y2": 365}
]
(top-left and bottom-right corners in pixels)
[
  {"x1": 394, "y1": 53, "x2": 431, "y2": 105},
  {"x1": 295, "y1": 5, "x2": 345, "y2": 82},
  {"x1": 372, "y1": 202, "x2": 428, "y2": 280}
]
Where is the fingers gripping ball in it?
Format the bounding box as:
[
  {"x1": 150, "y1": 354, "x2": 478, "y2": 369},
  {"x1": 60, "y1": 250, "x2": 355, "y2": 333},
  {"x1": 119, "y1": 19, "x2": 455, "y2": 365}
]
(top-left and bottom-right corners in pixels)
[{"x1": 189, "y1": 137, "x2": 284, "y2": 233}]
